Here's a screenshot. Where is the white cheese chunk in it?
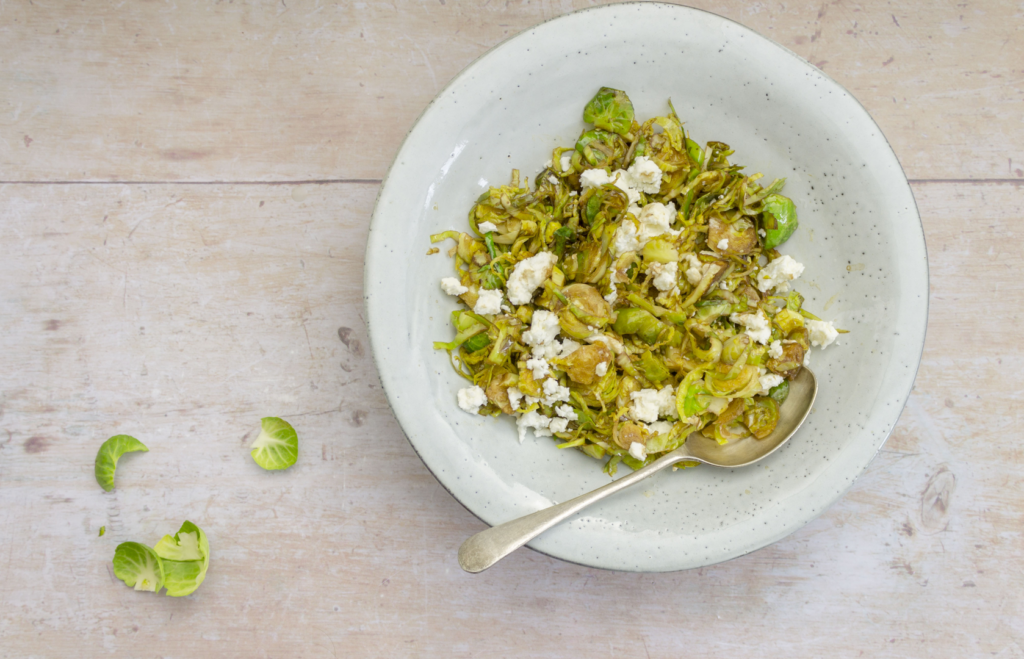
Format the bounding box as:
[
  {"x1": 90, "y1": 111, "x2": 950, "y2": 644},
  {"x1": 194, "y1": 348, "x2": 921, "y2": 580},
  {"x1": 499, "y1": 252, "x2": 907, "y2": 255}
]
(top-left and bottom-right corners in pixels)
[
  {"x1": 457, "y1": 386, "x2": 487, "y2": 415},
  {"x1": 507, "y1": 251, "x2": 558, "y2": 305},
  {"x1": 473, "y1": 288, "x2": 504, "y2": 315},
  {"x1": 440, "y1": 277, "x2": 468, "y2": 296},
  {"x1": 756, "y1": 254, "x2": 805, "y2": 293},
  {"x1": 806, "y1": 319, "x2": 839, "y2": 348}
]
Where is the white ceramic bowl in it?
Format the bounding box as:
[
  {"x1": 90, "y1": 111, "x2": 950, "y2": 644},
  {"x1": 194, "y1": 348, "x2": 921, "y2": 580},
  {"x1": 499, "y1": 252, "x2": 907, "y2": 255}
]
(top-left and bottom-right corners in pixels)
[{"x1": 365, "y1": 3, "x2": 927, "y2": 571}]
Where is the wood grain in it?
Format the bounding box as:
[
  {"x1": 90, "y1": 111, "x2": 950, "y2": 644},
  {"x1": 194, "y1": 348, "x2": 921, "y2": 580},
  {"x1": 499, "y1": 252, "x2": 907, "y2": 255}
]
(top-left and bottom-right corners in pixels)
[
  {"x1": 1, "y1": 2, "x2": 1022, "y2": 657},
  {"x1": 0, "y1": 180, "x2": 1021, "y2": 657},
  {"x1": 1, "y1": 0, "x2": 1021, "y2": 183}
]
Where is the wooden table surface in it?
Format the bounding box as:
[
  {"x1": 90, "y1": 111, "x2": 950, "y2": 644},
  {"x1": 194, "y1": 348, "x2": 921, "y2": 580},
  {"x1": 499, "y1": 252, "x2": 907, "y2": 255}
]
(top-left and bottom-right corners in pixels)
[{"x1": 1, "y1": 2, "x2": 1021, "y2": 657}]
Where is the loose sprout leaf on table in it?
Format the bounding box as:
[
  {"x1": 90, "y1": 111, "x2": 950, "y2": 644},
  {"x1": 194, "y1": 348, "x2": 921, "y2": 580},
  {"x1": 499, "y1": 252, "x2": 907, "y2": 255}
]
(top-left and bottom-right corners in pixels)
[
  {"x1": 113, "y1": 542, "x2": 165, "y2": 593},
  {"x1": 154, "y1": 521, "x2": 210, "y2": 597},
  {"x1": 250, "y1": 417, "x2": 298, "y2": 470},
  {"x1": 112, "y1": 521, "x2": 210, "y2": 597},
  {"x1": 94, "y1": 435, "x2": 149, "y2": 492}
]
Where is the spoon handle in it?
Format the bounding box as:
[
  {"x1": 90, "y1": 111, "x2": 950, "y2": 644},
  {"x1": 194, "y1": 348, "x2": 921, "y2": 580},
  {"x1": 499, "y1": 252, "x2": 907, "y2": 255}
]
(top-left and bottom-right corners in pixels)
[{"x1": 458, "y1": 448, "x2": 693, "y2": 573}]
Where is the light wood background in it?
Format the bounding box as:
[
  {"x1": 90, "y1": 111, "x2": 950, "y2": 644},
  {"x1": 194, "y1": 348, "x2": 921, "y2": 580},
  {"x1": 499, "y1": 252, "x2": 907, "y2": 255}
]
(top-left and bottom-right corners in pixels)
[{"x1": 1, "y1": 1, "x2": 1022, "y2": 657}]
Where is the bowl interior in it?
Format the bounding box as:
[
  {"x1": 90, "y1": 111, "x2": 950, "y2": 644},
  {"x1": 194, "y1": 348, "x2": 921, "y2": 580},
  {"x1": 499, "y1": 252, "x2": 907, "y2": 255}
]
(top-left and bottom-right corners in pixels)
[{"x1": 366, "y1": 3, "x2": 927, "y2": 571}]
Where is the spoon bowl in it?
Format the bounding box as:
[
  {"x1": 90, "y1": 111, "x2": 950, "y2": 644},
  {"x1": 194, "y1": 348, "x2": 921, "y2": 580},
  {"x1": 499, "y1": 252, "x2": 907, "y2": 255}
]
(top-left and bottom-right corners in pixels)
[{"x1": 458, "y1": 368, "x2": 818, "y2": 573}]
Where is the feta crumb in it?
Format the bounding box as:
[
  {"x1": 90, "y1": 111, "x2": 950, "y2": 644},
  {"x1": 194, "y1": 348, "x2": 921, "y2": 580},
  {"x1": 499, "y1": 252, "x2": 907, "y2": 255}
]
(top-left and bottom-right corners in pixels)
[
  {"x1": 768, "y1": 340, "x2": 784, "y2": 359},
  {"x1": 647, "y1": 261, "x2": 678, "y2": 292},
  {"x1": 604, "y1": 281, "x2": 619, "y2": 304},
  {"x1": 516, "y1": 410, "x2": 552, "y2": 442},
  {"x1": 541, "y1": 378, "x2": 571, "y2": 406},
  {"x1": 629, "y1": 385, "x2": 676, "y2": 424},
  {"x1": 759, "y1": 373, "x2": 784, "y2": 393},
  {"x1": 507, "y1": 386, "x2": 523, "y2": 412},
  {"x1": 628, "y1": 441, "x2": 648, "y2": 461},
  {"x1": 559, "y1": 152, "x2": 572, "y2": 172},
  {"x1": 649, "y1": 420, "x2": 674, "y2": 437},
  {"x1": 522, "y1": 310, "x2": 561, "y2": 348},
  {"x1": 501, "y1": 304, "x2": 511, "y2": 313},
  {"x1": 717, "y1": 238, "x2": 729, "y2": 251},
  {"x1": 547, "y1": 175, "x2": 558, "y2": 186},
  {"x1": 457, "y1": 386, "x2": 487, "y2": 414},
  {"x1": 626, "y1": 156, "x2": 663, "y2": 194},
  {"x1": 556, "y1": 338, "x2": 580, "y2": 358},
  {"x1": 729, "y1": 310, "x2": 772, "y2": 345},
  {"x1": 758, "y1": 228, "x2": 767, "y2": 237},
  {"x1": 473, "y1": 288, "x2": 504, "y2": 315},
  {"x1": 548, "y1": 417, "x2": 570, "y2": 434},
  {"x1": 595, "y1": 361, "x2": 609, "y2": 377},
  {"x1": 756, "y1": 254, "x2": 805, "y2": 293},
  {"x1": 637, "y1": 202, "x2": 679, "y2": 243},
  {"x1": 525, "y1": 395, "x2": 540, "y2": 406},
  {"x1": 525, "y1": 357, "x2": 550, "y2": 380},
  {"x1": 803, "y1": 349, "x2": 812, "y2": 367},
  {"x1": 611, "y1": 220, "x2": 642, "y2": 256},
  {"x1": 440, "y1": 277, "x2": 468, "y2": 296},
  {"x1": 477, "y1": 221, "x2": 498, "y2": 233},
  {"x1": 806, "y1": 319, "x2": 839, "y2": 348},
  {"x1": 507, "y1": 251, "x2": 558, "y2": 305},
  {"x1": 580, "y1": 168, "x2": 641, "y2": 207},
  {"x1": 555, "y1": 404, "x2": 578, "y2": 421}
]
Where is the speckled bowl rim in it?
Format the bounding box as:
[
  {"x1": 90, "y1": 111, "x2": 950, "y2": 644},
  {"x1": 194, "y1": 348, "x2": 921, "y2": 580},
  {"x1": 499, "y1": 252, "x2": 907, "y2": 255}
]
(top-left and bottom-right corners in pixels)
[{"x1": 364, "y1": 2, "x2": 928, "y2": 572}]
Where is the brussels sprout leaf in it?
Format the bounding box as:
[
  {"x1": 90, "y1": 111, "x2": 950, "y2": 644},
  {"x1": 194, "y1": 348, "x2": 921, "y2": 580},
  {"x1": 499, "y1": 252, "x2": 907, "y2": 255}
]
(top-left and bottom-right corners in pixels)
[
  {"x1": 155, "y1": 521, "x2": 209, "y2": 597},
  {"x1": 250, "y1": 417, "x2": 298, "y2": 470},
  {"x1": 94, "y1": 435, "x2": 149, "y2": 492},
  {"x1": 113, "y1": 542, "x2": 164, "y2": 593},
  {"x1": 762, "y1": 194, "x2": 798, "y2": 250},
  {"x1": 582, "y1": 87, "x2": 634, "y2": 136}
]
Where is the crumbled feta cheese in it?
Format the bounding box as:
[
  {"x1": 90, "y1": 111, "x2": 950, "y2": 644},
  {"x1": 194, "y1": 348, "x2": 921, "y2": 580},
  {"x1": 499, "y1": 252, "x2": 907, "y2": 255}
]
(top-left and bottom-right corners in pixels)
[
  {"x1": 628, "y1": 441, "x2": 648, "y2": 461},
  {"x1": 806, "y1": 319, "x2": 839, "y2": 348},
  {"x1": 516, "y1": 410, "x2": 552, "y2": 442},
  {"x1": 473, "y1": 288, "x2": 503, "y2": 315},
  {"x1": 768, "y1": 340, "x2": 784, "y2": 359},
  {"x1": 507, "y1": 251, "x2": 558, "y2": 304},
  {"x1": 604, "y1": 281, "x2": 619, "y2": 304},
  {"x1": 803, "y1": 349, "x2": 812, "y2": 367},
  {"x1": 525, "y1": 357, "x2": 550, "y2": 379},
  {"x1": 758, "y1": 228, "x2": 767, "y2": 237},
  {"x1": 440, "y1": 277, "x2": 468, "y2": 296},
  {"x1": 595, "y1": 361, "x2": 609, "y2": 377},
  {"x1": 682, "y1": 252, "x2": 713, "y2": 286},
  {"x1": 717, "y1": 238, "x2": 729, "y2": 251},
  {"x1": 547, "y1": 175, "x2": 558, "y2": 185},
  {"x1": 629, "y1": 385, "x2": 676, "y2": 424},
  {"x1": 707, "y1": 397, "x2": 729, "y2": 415},
  {"x1": 522, "y1": 310, "x2": 561, "y2": 348},
  {"x1": 501, "y1": 304, "x2": 511, "y2": 313},
  {"x1": 477, "y1": 221, "x2": 498, "y2": 233},
  {"x1": 580, "y1": 168, "x2": 641, "y2": 207},
  {"x1": 559, "y1": 152, "x2": 572, "y2": 172},
  {"x1": 730, "y1": 310, "x2": 772, "y2": 345},
  {"x1": 626, "y1": 156, "x2": 663, "y2": 194},
  {"x1": 647, "y1": 261, "x2": 678, "y2": 292},
  {"x1": 548, "y1": 417, "x2": 570, "y2": 434},
  {"x1": 544, "y1": 159, "x2": 553, "y2": 169},
  {"x1": 457, "y1": 386, "x2": 487, "y2": 414},
  {"x1": 555, "y1": 404, "x2": 578, "y2": 421},
  {"x1": 541, "y1": 378, "x2": 571, "y2": 406},
  {"x1": 525, "y1": 395, "x2": 540, "y2": 406},
  {"x1": 759, "y1": 373, "x2": 784, "y2": 393},
  {"x1": 507, "y1": 386, "x2": 523, "y2": 412},
  {"x1": 756, "y1": 255, "x2": 805, "y2": 293},
  {"x1": 611, "y1": 220, "x2": 642, "y2": 256},
  {"x1": 649, "y1": 420, "x2": 674, "y2": 437},
  {"x1": 637, "y1": 202, "x2": 679, "y2": 243}
]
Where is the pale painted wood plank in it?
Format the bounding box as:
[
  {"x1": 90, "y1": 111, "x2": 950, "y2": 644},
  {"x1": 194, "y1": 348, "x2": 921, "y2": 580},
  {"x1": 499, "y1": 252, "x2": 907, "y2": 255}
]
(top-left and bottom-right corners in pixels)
[
  {"x1": 0, "y1": 1, "x2": 1021, "y2": 183},
  {"x1": 0, "y1": 180, "x2": 1021, "y2": 657}
]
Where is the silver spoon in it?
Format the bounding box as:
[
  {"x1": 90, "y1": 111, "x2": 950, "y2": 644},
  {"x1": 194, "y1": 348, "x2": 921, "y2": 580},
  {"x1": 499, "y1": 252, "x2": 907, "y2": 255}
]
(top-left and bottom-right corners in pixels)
[{"x1": 459, "y1": 367, "x2": 817, "y2": 573}]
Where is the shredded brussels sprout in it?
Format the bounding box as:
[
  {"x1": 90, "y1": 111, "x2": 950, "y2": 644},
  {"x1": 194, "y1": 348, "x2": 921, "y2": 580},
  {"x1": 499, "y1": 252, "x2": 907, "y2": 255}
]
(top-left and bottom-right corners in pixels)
[{"x1": 433, "y1": 87, "x2": 842, "y2": 476}]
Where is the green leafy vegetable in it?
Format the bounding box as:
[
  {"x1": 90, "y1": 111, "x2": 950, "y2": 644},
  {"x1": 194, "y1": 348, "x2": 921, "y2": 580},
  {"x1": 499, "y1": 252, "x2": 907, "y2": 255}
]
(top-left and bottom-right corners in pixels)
[
  {"x1": 762, "y1": 193, "x2": 798, "y2": 249},
  {"x1": 113, "y1": 542, "x2": 164, "y2": 593},
  {"x1": 99, "y1": 526, "x2": 105, "y2": 537},
  {"x1": 582, "y1": 87, "x2": 634, "y2": 136},
  {"x1": 154, "y1": 521, "x2": 210, "y2": 597},
  {"x1": 94, "y1": 435, "x2": 149, "y2": 492},
  {"x1": 250, "y1": 417, "x2": 299, "y2": 470}
]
